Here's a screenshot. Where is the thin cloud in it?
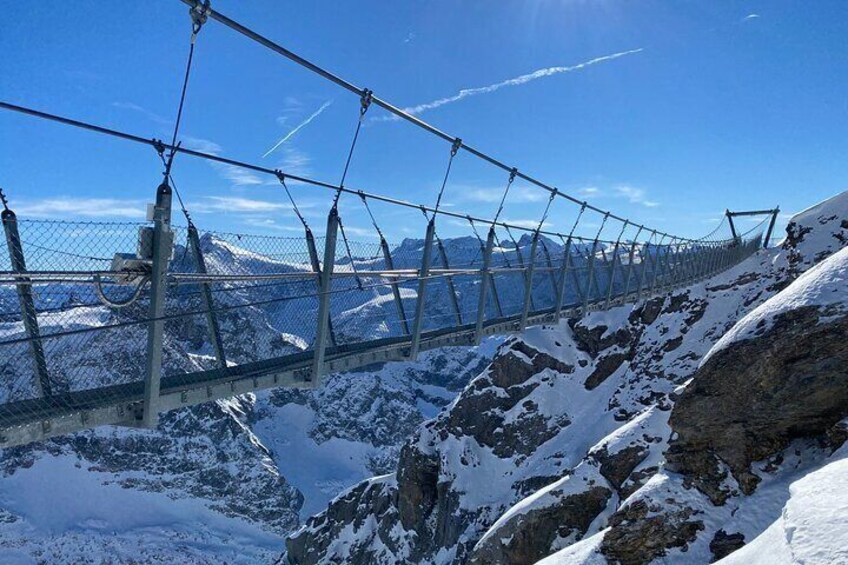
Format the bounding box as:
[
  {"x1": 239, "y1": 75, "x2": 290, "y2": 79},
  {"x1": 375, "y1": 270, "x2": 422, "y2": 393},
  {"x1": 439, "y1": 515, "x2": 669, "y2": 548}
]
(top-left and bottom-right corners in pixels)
[
  {"x1": 193, "y1": 196, "x2": 291, "y2": 214},
  {"x1": 376, "y1": 48, "x2": 643, "y2": 121},
  {"x1": 17, "y1": 198, "x2": 146, "y2": 219},
  {"x1": 263, "y1": 99, "x2": 333, "y2": 158},
  {"x1": 743, "y1": 13, "x2": 760, "y2": 21},
  {"x1": 576, "y1": 186, "x2": 601, "y2": 199},
  {"x1": 501, "y1": 219, "x2": 554, "y2": 231},
  {"x1": 112, "y1": 101, "x2": 170, "y2": 126},
  {"x1": 614, "y1": 186, "x2": 659, "y2": 208},
  {"x1": 243, "y1": 217, "x2": 305, "y2": 232},
  {"x1": 460, "y1": 185, "x2": 546, "y2": 204}
]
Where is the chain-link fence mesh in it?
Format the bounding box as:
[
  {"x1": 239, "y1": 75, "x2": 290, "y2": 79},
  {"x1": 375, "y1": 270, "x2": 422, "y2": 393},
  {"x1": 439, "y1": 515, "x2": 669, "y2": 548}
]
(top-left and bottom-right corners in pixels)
[{"x1": 0, "y1": 210, "x2": 763, "y2": 439}]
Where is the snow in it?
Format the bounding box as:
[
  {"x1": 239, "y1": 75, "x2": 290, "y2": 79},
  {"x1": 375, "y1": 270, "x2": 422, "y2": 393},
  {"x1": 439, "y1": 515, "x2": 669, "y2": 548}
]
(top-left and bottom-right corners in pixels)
[
  {"x1": 251, "y1": 402, "x2": 378, "y2": 518},
  {"x1": 718, "y1": 451, "x2": 848, "y2": 565},
  {"x1": 534, "y1": 529, "x2": 608, "y2": 565},
  {"x1": 704, "y1": 246, "x2": 848, "y2": 364},
  {"x1": 0, "y1": 453, "x2": 282, "y2": 564}
]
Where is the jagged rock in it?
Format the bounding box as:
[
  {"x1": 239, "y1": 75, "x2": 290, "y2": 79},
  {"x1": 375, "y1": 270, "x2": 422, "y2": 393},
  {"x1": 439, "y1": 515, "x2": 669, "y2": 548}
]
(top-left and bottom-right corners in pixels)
[
  {"x1": 469, "y1": 486, "x2": 611, "y2": 565},
  {"x1": 709, "y1": 529, "x2": 745, "y2": 561},
  {"x1": 666, "y1": 308, "x2": 848, "y2": 503},
  {"x1": 595, "y1": 445, "x2": 649, "y2": 491},
  {"x1": 600, "y1": 500, "x2": 704, "y2": 565}
]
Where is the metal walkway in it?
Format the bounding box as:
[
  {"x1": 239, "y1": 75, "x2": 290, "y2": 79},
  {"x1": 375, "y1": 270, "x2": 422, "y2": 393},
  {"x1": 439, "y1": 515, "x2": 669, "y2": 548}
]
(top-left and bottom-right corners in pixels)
[{"x1": 0, "y1": 1, "x2": 777, "y2": 447}]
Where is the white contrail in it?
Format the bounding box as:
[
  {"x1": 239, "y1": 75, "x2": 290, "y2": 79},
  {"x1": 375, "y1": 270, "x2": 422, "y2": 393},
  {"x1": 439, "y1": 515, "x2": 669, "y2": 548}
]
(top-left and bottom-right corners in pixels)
[
  {"x1": 377, "y1": 48, "x2": 643, "y2": 121},
  {"x1": 263, "y1": 100, "x2": 333, "y2": 158}
]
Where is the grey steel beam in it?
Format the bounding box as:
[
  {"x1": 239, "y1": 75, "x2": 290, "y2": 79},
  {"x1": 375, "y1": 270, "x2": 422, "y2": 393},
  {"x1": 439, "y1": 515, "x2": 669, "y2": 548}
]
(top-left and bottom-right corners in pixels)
[
  {"x1": 764, "y1": 208, "x2": 780, "y2": 248},
  {"x1": 142, "y1": 181, "x2": 174, "y2": 428},
  {"x1": 380, "y1": 236, "x2": 409, "y2": 335},
  {"x1": 473, "y1": 227, "x2": 496, "y2": 345},
  {"x1": 2, "y1": 206, "x2": 51, "y2": 397},
  {"x1": 726, "y1": 210, "x2": 739, "y2": 241},
  {"x1": 436, "y1": 236, "x2": 463, "y2": 326},
  {"x1": 519, "y1": 232, "x2": 540, "y2": 331},
  {"x1": 310, "y1": 208, "x2": 339, "y2": 385},
  {"x1": 187, "y1": 224, "x2": 227, "y2": 369},
  {"x1": 620, "y1": 227, "x2": 644, "y2": 302},
  {"x1": 409, "y1": 219, "x2": 436, "y2": 359},
  {"x1": 553, "y1": 237, "x2": 573, "y2": 319},
  {"x1": 583, "y1": 239, "x2": 600, "y2": 312},
  {"x1": 305, "y1": 227, "x2": 337, "y2": 346}
]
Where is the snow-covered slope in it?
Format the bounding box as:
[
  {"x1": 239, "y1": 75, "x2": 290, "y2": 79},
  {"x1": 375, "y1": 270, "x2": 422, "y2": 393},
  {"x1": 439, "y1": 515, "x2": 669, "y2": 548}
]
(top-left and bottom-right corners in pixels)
[{"x1": 285, "y1": 191, "x2": 848, "y2": 564}]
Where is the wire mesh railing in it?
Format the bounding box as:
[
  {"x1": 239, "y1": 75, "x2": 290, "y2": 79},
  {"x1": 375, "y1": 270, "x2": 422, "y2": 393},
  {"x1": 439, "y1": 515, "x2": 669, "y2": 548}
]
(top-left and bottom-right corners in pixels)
[{"x1": 0, "y1": 1, "x2": 774, "y2": 446}]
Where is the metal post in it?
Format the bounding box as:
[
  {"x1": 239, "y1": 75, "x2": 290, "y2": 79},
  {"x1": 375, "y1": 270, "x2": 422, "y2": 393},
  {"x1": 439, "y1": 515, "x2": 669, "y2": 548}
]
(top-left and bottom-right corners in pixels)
[
  {"x1": 142, "y1": 181, "x2": 173, "y2": 428},
  {"x1": 621, "y1": 227, "x2": 644, "y2": 302},
  {"x1": 539, "y1": 239, "x2": 559, "y2": 298},
  {"x1": 553, "y1": 237, "x2": 573, "y2": 319},
  {"x1": 311, "y1": 208, "x2": 339, "y2": 385},
  {"x1": 635, "y1": 231, "x2": 656, "y2": 301},
  {"x1": 519, "y1": 232, "x2": 540, "y2": 331},
  {"x1": 409, "y1": 219, "x2": 435, "y2": 359},
  {"x1": 764, "y1": 208, "x2": 779, "y2": 248},
  {"x1": 726, "y1": 210, "x2": 738, "y2": 241},
  {"x1": 604, "y1": 225, "x2": 627, "y2": 309},
  {"x1": 511, "y1": 236, "x2": 535, "y2": 313},
  {"x1": 187, "y1": 224, "x2": 227, "y2": 370},
  {"x1": 436, "y1": 237, "x2": 462, "y2": 326},
  {"x1": 649, "y1": 236, "x2": 669, "y2": 295},
  {"x1": 380, "y1": 237, "x2": 409, "y2": 335},
  {"x1": 583, "y1": 239, "x2": 600, "y2": 311},
  {"x1": 305, "y1": 227, "x2": 337, "y2": 346},
  {"x1": 473, "y1": 227, "x2": 496, "y2": 345},
  {"x1": 2, "y1": 207, "x2": 51, "y2": 397}
]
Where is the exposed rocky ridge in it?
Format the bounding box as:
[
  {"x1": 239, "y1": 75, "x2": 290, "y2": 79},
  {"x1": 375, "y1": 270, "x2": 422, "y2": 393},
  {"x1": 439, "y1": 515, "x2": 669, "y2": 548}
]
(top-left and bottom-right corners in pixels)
[{"x1": 285, "y1": 191, "x2": 848, "y2": 564}]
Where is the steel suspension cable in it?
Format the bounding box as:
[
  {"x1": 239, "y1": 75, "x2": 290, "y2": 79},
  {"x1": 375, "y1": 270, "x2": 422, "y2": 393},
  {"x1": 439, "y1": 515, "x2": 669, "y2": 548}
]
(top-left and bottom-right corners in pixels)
[
  {"x1": 175, "y1": 0, "x2": 710, "y2": 244},
  {"x1": 0, "y1": 100, "x2": 737, "y2": 247}
]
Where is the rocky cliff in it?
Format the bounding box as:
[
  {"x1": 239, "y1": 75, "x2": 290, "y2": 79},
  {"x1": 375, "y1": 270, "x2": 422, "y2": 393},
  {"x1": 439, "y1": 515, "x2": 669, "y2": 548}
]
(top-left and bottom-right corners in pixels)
[{"x1": 285, "y1": 191, "x2": 848, "y2": 564}]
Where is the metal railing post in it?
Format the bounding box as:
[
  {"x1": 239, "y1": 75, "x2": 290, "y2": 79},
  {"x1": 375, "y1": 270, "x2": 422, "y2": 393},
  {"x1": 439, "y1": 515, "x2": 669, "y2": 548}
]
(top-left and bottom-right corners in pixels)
[
  {"x1": 311, "y1": 208, "x2": 339, "y2": 385},
  {"x1": 2, "y1": 206, "x2": 51, "y2": 397},
  {"x1": 649, "y1": 236, "x2": 669, "y2": 295},
  {"x1": 187, "y1": 224, "x2": 227, "y2": 370},
  {"x1": 635, "y1": 231, "x2": 656, "y2": 301},
  {"x1": 409, "y1": 219, "x2": 436, "y2": 359},
  {"x1": 519, "y1": 232, "x2": 540, "y2": 331},
  {"x1": 539, "y1": 239, "x2": 559, "y2": 299},
  {"x1": 604, "y1": 223, "x2": 628, "y2": 309},
  {"x1": 621, "y1": 226, "x2": 644, "y2": 302},
  {"x1": 553, "y1": 236, "x2": 573, "y2": 319},
  {"x1": 380, "y1": 236, "x2": 409, "y2": 335},
  {"x1": 583, "y1": 239, "x2": 600, "y2": 311},
  {"x1": 436, "y1": 236, "x2": 463, "y2": 326},
  {"x1": 142, "y1": 181, "x2": 174, "y2": 428},
  {"x1": 764, "y1": 208, "x2": 779, "y2": 248},
  {"x1": 305, "y1": 227, "x2": 337, "y2": 346},
  {"x1": 473, "y1": 227, "x2": 496, "y2": 345}
]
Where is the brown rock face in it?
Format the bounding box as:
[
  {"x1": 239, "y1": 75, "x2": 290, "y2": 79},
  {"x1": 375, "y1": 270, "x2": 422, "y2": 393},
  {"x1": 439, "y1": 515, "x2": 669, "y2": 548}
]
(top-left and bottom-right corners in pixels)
[
  {"x1": 600, "y1": 500, "x2": 704, "y2": 565},
  {"x1": 469, "y1": 486, "x2": 611, "y2": 565},
  {"x1": 666, "y1": 307, "x2": 848, "y2": 504},
  {"x1": 709, "y1": 529, "x2": 745, "y2": 562}
]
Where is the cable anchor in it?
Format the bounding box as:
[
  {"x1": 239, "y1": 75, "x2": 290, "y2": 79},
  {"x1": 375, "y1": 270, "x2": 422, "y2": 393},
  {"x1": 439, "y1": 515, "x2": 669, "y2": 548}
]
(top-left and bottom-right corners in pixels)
[
  {"x1": 450, "y1": 138, "x2": 462, "y2": 156},
  {"x1": 359, "y1": 89, "x2": 373, "y2": 116},
  {"x1": 190, "y1": 0, "x2": 211, "y2": 41}
]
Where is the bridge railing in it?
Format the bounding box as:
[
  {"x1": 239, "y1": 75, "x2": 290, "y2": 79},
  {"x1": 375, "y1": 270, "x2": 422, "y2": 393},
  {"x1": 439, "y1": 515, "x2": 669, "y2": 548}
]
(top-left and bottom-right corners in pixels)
[
  {"x1": 0, "y1": 0, "x2": 768, "y2": 446},
  {"x1": 0, "y1": 200, "x2": 764, "y2": 447}
]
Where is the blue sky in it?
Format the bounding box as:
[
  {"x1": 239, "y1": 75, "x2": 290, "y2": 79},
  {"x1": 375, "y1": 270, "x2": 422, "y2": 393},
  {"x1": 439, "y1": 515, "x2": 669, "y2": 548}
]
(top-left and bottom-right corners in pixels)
[{"x1": 2, "y1": 0, "x2": 846, "y2": 243}]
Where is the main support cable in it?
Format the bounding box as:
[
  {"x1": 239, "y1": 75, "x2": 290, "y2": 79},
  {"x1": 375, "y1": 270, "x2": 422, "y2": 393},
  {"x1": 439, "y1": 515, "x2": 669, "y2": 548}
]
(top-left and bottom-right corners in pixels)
[
  {"x1": 177, "y1": 0, "x2": 699, "y2": 242},
  {"x1": 0, "y1": 101, "x2": 738, "y2": 246}
]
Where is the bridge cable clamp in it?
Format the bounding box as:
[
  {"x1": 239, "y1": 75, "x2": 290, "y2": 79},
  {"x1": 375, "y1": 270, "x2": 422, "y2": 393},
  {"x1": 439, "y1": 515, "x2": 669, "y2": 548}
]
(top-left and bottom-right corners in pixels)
[{"x1": 190, "y1": 0, "x2": 212, "y2": 42}]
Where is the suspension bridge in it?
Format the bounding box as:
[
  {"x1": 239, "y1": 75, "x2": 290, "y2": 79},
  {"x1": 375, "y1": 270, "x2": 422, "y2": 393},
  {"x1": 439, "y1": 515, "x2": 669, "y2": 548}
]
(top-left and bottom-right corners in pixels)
[{"x1": 0, "y1": 1, "x2": 778, "y2": 448}]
